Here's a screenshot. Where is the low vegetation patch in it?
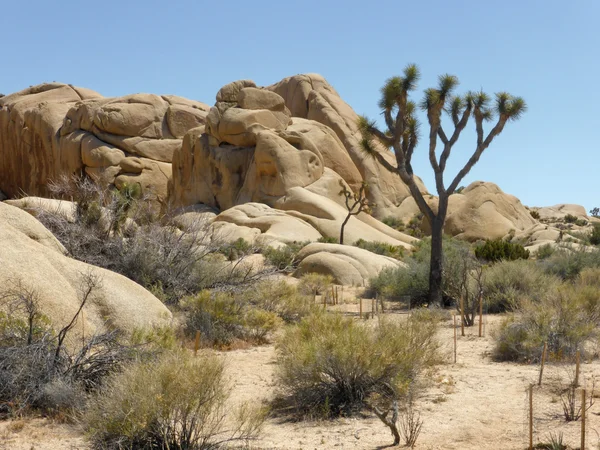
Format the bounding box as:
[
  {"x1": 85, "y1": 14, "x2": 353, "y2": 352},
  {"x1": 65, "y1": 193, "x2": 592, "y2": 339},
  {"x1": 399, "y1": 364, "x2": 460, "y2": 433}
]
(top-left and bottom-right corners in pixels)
[
  {"x1": 353, "y1": 239, "x2": 404, "y2": 259},
  {"x1": 474, "y1": 238, "x2": 530, "y2": 262},
  {"x1": 275, "y1": 312, "x2": 439, "y2": 445},
  {"x1": 83, "y1": 351, "x2": 265, "y2": 450}
]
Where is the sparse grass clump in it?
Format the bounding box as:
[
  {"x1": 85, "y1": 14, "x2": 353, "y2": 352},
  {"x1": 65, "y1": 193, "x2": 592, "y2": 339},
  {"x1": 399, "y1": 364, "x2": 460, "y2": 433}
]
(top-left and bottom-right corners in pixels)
[
  {"x1": 83, "y1": 351, "x2": 265, "y2": 450},
  {"x1": 262, "y1": 242, "x2": 309, "y2": 272}
]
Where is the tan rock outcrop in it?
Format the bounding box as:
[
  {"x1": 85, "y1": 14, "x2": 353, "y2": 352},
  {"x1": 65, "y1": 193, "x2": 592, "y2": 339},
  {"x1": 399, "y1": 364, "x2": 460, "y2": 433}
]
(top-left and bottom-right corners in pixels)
[
  {"x1": 0, "y1": 83, "x2": 209, "y2": 205},
  {"x1": 267, "y1": 74, "x2": 428, "y2": 218},
  {"x1": 0, "y1": 202, "x2": 171, "y2": 337},
  {"x1": 294, "y1": 243, "x2": 404, "y2": 285}
]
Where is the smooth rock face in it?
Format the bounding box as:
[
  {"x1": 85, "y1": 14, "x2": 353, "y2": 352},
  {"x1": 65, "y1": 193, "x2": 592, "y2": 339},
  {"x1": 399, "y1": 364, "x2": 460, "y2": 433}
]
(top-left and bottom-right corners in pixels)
[
  {"x1": 294, "y1": 243, "x2": 404, "y2": 285},
  {"x1": 0, "y1": 202, "x2": 171, "y2": 336},
  {"x1": 533, "y1": 204, "x2": 589, "y2": 220},
  {"x1": 267, "y1": 74, "x2": 428, "y2": 218},
  {"x1": 0, "y1": 83, "x2": 209, "y2": 205},
  {"x1": 443, "y1": 182, "x2": 538, "y2": 241}
]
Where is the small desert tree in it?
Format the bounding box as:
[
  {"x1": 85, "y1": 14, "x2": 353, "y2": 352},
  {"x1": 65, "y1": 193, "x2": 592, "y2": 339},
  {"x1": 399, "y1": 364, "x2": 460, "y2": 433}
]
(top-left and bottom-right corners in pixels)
[
  {"x1": 339, "y1": 181, "x2": 372, "y2": 245},
  {"x1": 358, "y1": 64, "x2": 526, "y2": 305}
]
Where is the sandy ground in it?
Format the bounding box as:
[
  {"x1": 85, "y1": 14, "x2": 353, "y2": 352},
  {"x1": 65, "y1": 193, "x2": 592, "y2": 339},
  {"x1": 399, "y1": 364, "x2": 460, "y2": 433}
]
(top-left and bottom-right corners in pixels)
[{"x1": 3, "y1": 309, "x2": 600, "y2": 449}]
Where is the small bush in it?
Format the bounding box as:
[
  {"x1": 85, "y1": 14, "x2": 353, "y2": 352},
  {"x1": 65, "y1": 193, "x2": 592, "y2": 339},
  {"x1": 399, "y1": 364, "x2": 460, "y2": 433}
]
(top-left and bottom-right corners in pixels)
[
  {"x1": 563, "y1": 214, "x2": 578, "y2": 224},
  {"x1": 240, "y1": 280, "x2": 315, "y2": 323},
  {"x1": 482, "y1": 260, "x2": 560, "y2": 313},
  {"x1": 353, "y1": 239, "x2": 404, "y2": 260},
  {"x1": 530, "y1": 210, "x2": 541, "y2": 220},
  {"x1": 590, "y1": 207, "x2": 599, "y2": 218},
  {"x1": 317, "y1": 236, "x2": 339, "y2": 244},
  {"x1": 218, "y1": 238, "x2": 254, "y2": 261},
  {"x1": 262, "y1": 242, "x2": 309, "y2": 272},
  {"x1": 540, "y1": 246, "x2": 600, "y2": 280},
  {"x1": 297, "y1": 273, "x2": 333, "y2": 296},
  {"x1": 382, "y1": 216, "x2": 405, "y2": 232},
  {"x1": 83, "y1": 351, "x2": 264, "y2": 450},
  {"x1": 493, "y1": 282, "x2": 600, "y2": 362},
  {"x1": 275, "y1": 312, "x2": 439, "y2": 417},
  {"x1": 591, "y1": 223, "x2": 600, "y2": 246},
  {"x1": 475, "y1": 239, "x2": 530, "y2": 262},
  {"x1": 535, "y1": 243, "x2": 556, "y2": 260},
  {"x1": 370, "y1": 261, "x2": 429, "y2": 303}
]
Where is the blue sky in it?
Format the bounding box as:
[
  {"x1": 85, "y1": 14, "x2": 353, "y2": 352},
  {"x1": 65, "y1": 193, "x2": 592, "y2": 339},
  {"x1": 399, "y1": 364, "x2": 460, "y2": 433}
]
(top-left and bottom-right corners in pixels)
[{"x1": 3, "y1": 0, "x2": 598, "y2": 211}]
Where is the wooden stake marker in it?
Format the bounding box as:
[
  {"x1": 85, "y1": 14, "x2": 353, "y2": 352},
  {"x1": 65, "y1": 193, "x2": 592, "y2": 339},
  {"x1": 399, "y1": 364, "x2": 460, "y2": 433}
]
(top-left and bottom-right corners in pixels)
[
  {"x1": 460, "y1": 295, "x2": 465, "y2": 337},
  {"x1": 194, "y1": 330, "x2": 201, "y2": 356},
  {"x1": 359, "y1": 298, "x2": 363, "y2": 319},
  {"x1": 581, "y1": 388, "x2": 586, "y2": 450},
  {"x1": 478, "y1": 293, "x2": 483, "y2": 338},
  {"x1": 453, "y1": 314, "x2": 457, "y2": 364},
  {"x1": 538, "y1": 342, "x2": 548, "y2": 386},
  {"x1": 529, "y1": 384, "x2": 533, "y2": 450}
]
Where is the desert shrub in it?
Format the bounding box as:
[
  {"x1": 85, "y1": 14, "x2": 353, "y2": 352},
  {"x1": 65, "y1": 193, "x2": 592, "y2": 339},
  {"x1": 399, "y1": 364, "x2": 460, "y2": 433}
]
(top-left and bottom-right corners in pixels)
[
  {"x1": 382, "y1": 216, "x2": 405, "y2": 231},
  {"x1": 0, "y1": 275, "x2": 170, "y2": 417},
  {"x1": 530, "y1": 210, "x2": 541, "y2": 220},
  {"x1": 275, "y1": 313, "x2": 438, "y2": 444},
  {"x1": 238, "y1": 279, "x2": 315, "y2": 323},
  {"x1": 563, "y1": 214, "x2": 578, "y2": 224},
  {"x1": 297, "y1": 273, "x2": 333, "y2": 296},
  {"x1": 493, "y1": 282, "x2": 600, "y2": 362},
  {"x1": 535, "y1": 243, "x2": 556, "y2": 260},
  {"x1": 83, "y1": 351, "x2": 264, "y2": 450},
  {"x1": 353, "y1": 239, "x2": 404, "y2": 260},
  {"x1": 474, "y1": 238, "x2": 530, "y2": 262},
  {"x1": 579, "y1": 267, "x2": 600, "y2": 288},
  {"x1": 590, "y1": 207, "x2": 599, "y2": 218},
  {"x1": 181, "y1": 290, "x2": 282, "y2": 347},
  {"x1": 540, "y1": 246, "x2": 600, "y2": 280},
  {"x1": 262, "y1": 241, "x2": 309, "y2": 272},
  {"x1": 317, "y1": 236, "x2": 339, "y2": 244},
  {"x1": 482, "y1": 260, "x2": 560, "y2": 313},
  {"x1": 275, "y1": 312, "x2": 439, "y2": 417},
  {"x1": 370, "y1": 260, "x2": 429, "y2": 303},
  {"x1": 218, "y1": 238, "x2": 254, "y2": 261},
  {"x1": 406, "y1": 213, "x2": 424, "y2": 238},
  {"x1": 591, "y1": 223, "x2": 600, "y2": 246}
]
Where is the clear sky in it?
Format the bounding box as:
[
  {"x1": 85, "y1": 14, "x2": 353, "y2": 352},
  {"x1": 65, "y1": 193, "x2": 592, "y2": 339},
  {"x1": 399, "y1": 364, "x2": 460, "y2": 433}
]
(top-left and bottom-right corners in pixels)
[{"x1": 3, "y1": 0, "x2": 598, "y2": 211}]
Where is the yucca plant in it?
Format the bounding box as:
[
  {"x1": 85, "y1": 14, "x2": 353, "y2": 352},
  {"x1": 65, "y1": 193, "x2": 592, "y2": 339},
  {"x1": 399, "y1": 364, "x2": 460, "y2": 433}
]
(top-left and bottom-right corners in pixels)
[{"x1": 358, "y1": 64, "x2": 526, "y2": 305}]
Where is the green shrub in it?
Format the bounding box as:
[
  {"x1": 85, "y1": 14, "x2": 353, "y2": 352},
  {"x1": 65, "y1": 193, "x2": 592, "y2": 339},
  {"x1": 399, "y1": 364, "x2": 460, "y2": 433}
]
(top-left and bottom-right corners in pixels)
[
  {"x1": 297, "y1": 273, "x2": 333, "y2": 296},
  {"x1": 563, "y1": 214, "x2": 578, "y2": 224},
  {"x1": 317, "y1": 236, "x2": 339, "y2": 244},
  {"x1": 382, "y1": 216, "x2": 405, "y2": 231},
  {"x1": 83, "y1": 351, "x2": 264, "y2": 450},
  {"x1": 262, "y1": 242, "x2": 309, "y2": 272},
  {"x1": 591, "y1": 223, "x2": 600, "y2": 246},
  {"x1": 406, "y1": 213, "x2": 424, "y2": 238},
  {"x1": 590, "y1": 207, "x2": 599, "y2": 218},
  {"x1": 239, "y1": 280, "x2": 315, "y2": 323},
  {"x1": 218, "y1": 238, "x2": 253, "y2": 261},
  {"x1": 353, "y1": 239, "x2": 404, "y2": 260},
  {"x1": 493, "y1": 282, "x2": 600, "y2": 362},
  {"x1": 474, "y1": 239, "x2": 530, "y2": 262},
  {"x1": 482, "y1": 260, "x2": 560, "y2": 313},
  {"x1": 275, "y1": 312, "x2": 439, "y2": 417},
  {"x1": 540, "y1": 246, "x2": 600, "y2": 280},
  {"x1": 370, "y1": 260, "x2": 429, "y2": 303},
  {"x1": 530, "y1": 210, "x2": 541, "y2": 220},
  {"x1": 535, "y1": 243, "x2": 556, "y2": 260}
]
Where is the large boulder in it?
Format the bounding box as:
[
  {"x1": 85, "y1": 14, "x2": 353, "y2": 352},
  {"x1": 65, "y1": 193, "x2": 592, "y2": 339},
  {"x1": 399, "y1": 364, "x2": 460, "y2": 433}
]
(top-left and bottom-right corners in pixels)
[
  {"x1": 267, "y1": 74, "x2": 428, "y2": 218},
  {"x1": 294, "y1": 243, "x2": 404, "y2": 286},
  {"x1": 0, "y1": 83, "x2": 209, "y2": 205},
  {"x1": 0, "y1": 202, "x2": 171, "y2": 338}
]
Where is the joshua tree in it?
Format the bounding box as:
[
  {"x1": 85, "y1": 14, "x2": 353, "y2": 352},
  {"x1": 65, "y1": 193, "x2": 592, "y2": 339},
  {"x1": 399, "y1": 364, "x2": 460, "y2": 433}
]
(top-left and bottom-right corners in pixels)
[
  {"x1": 339, "y1": 181, "x2": 372, "y2": 245},
  {"x1": 358, "y1": 64, "x2": 526, "y2": 305}
]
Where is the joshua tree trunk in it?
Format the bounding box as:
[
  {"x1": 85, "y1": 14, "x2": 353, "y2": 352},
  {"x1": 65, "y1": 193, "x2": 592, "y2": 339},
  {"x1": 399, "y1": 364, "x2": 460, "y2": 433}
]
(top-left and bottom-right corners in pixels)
[
  {"x1": 428, "y1": 196, "x2": 448, "y2": 306},
  {"x1": 339, "y1": 214, "x2": 351, "y2": 245}
]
